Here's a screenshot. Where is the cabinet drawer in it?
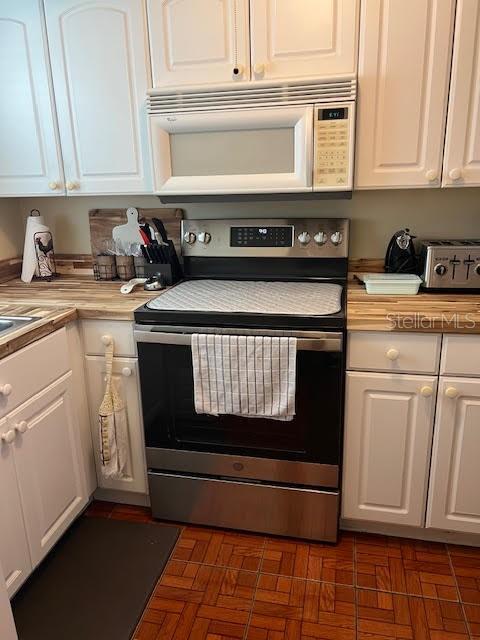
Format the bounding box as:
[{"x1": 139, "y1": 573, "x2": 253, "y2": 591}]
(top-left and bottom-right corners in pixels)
[
  {"x1": 347, "y1": 331, "x2": 441, "y2": 374},
  {"x1": 81, "y1": 320, "x2": 136, "y2": 357},
  {"x1": 0, "y1": 328, "x2": 69, "y2": 419},
  {"x1": 441, "y1": 335, "x2": 480, "y2": 377}
]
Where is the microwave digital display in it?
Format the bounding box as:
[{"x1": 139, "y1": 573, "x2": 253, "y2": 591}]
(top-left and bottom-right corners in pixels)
[
  {"x1": 230, "y1": 226, "x2": 293, "y2": 247},
  {"x1": 319, "y1": 107, "x2": 347, "y2": 120}
]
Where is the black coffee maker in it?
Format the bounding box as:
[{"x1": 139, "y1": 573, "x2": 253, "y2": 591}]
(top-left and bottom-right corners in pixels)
[{"x1": 385, "y1": 229, "x2": 417, "y2": 273}]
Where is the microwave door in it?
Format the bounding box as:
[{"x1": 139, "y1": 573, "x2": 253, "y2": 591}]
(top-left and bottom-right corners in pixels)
[{"x1": 149, "y1": 105, "x2": 313, "y2": 195}]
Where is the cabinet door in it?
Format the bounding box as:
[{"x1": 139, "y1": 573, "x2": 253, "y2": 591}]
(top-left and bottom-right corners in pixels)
[
  {"x1": 355, "y1": 0, "x2": 455, "y2": 189},
  {"x1": 342, "y1": 371, "x2": 436, "y2": 526},
  {"x1": 250, "y1": 0, "x2": 358, "y2": 81},
  {"x1": 43, "y1": 0, "x2": 152, "y2": 194},
  {"x1": 147, "y1": 0, "x2": 250, "y2": 87},
  {"x1": 0, "y1": 0, "x2": 64, "y2": 197},
  {"x1": 85, "y1": 356, "x2": 147, "y2": 494},
  {"x1": 427, "y1": 377, "x2": 480, "y2": 533},
  {"x1": 0, "y1": 421, "x2": 31, "y2": 597},
  {"x1": 442, "y1": 0, "x2": 480, "y2": 187},
  {"x1": 12, "y1": 373, "x2": 87, "y2": 567}
]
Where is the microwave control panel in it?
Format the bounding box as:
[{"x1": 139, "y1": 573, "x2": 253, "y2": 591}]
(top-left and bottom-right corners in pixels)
[{"x1": 314, "y1": 102, "x2": 354, "y2": 191}]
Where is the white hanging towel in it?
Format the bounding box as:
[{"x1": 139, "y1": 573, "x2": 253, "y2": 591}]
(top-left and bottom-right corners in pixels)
[
  {"x1": 191, "y1": 334, "x2": 297, "y2": 421},
  {"x1": 98, "y1": 339, "x2": 129, "y2": 478}
]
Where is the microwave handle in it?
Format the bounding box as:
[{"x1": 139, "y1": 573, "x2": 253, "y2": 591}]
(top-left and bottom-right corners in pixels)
[{"x1": 134, "y1": 329, "x2": 342, "y2": 352}]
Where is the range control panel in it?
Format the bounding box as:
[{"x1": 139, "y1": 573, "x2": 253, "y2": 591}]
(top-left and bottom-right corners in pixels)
[
  {"x1": 182, "y1": 218, "x2": 349, "y2": 258},
  {"x1": 314, "y1": 102, "x2": 354, "y2": 191}
]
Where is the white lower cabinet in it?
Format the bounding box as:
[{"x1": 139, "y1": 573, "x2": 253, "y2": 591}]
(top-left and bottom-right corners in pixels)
[
  {"x1": 427, "y1": 376, "x2": 480, "y2": 533},
  {"x1": 342, "y1": 371, "x2": 437, "y2": 526},
  {"x1": 12, "y1": 374, "x2": 87, "y2": 567},
  {"x1": 84, "y1": 356, "x2": 147, "y2": 494},
  {"x1": 0, "y1": 428, "x2": 31, "y2": 597}
]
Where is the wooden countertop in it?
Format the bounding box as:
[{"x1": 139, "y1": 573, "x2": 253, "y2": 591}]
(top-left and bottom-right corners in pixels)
[
  {"x1": 0, "y1": 276, "x2": 159, "y2": 321},
  {"x1": 347, "y1": 282, "x2": 480, "y2": 333}
]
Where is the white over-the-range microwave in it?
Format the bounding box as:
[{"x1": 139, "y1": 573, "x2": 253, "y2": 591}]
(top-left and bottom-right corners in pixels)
[{"x1": 147, "y1": 78, "x2": 356, "y2": 198}]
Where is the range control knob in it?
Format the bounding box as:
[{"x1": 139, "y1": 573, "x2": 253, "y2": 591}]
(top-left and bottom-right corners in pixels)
[
  {"x1": 183, "y1": 231, "x2": 196, "y2": 244},
  {"x1": 198, "y1": 232, "x2": 211, "y2": 244},
  {"x1": 434, "y1": 263, "x2": 448, "y2": 276},
  {"x1": 330, "y1": 231, "x2": 343, "y2": 246},
  {"x1": 314, "y1": 231, "x2": 328, "y2": 246},
  {"x1": 297, "y1": 231, "x2": 311, "y2": 245}
]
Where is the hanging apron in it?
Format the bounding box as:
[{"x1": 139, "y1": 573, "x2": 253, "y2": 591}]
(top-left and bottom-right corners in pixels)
[{"x1": 98, "y1": 339, "x2": 129, "y2": 478}]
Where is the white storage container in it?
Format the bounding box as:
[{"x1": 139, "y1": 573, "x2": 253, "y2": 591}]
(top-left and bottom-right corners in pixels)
[{"x1": 361, "y1": 273, "x2": 422, "y2": 295}]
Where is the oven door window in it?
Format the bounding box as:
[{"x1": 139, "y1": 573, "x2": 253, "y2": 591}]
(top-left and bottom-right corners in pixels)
[
  {"x1": 137, "y1": 342, "x2": 343, "y2": 465},
  {"x1": 149, "y1": 105, "x2": 313, "y2": 194}
]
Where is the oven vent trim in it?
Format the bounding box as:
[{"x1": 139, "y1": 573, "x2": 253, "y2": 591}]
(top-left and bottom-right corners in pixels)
[{"x1": 147, "y1": 77, "x2": 357, "y2": 114}]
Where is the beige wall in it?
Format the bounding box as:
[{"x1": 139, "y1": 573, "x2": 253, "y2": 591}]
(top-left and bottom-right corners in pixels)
[
  {"x1": 14, "y1": 187, "x2": 480, "y2": 258},
  {"x1": 0, "y1": 199, "x2": 25, "y2": 260}
]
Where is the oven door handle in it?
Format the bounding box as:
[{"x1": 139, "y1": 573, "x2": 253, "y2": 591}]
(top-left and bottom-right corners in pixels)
[{"x1": 134, "y1": 329, "x2": 342, "y2": 352}]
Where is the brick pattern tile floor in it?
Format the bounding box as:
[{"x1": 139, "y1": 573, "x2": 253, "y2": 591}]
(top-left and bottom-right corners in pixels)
[{"x1": 84, "y1": 501, "x2": 480, "y2": 639}]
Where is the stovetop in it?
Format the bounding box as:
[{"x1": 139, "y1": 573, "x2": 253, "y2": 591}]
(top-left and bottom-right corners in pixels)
[{"x1": 136, "y1": 279, "x2": 346, "y2": 330}]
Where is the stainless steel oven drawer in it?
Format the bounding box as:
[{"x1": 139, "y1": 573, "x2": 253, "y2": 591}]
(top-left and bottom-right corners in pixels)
[{"x1": 148, "y1": 471, "x2": 339, "y2": 542}]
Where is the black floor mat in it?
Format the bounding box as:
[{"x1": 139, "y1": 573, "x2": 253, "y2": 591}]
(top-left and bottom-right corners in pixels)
[{"x1": 12, "y1": 516, "x2": 179, "y2": 640}]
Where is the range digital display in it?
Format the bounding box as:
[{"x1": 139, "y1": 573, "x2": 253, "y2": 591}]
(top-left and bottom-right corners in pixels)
[{"x1": 230, "y1": 226, "x2": 293, "y2": 247}]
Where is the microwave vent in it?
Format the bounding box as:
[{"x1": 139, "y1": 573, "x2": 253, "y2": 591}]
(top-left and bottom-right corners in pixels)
[{"x1": 147, "y1": 77, "x2": 356, "y2": 114}]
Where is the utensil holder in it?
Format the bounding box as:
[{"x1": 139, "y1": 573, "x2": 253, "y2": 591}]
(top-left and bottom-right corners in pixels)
[
  {"x1": 134, "y1": 256, "x2": 147, "y2": 278},
  {"x1": 94, "y1": 255, "x2": 117, "y2": 280},
  {"x1": 115, "y1": 255, "x2": 135, "y2": 281}
]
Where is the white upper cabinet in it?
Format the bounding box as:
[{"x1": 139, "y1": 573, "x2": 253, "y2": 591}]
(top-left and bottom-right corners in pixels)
[
  {"x1": 342, "y1": 371, "x2": 437, "y2": 527},
  {"x1": 0, "y1": 0, "x2": 64, "y2": 197},
  {"x1": 427, "y1": 376, "x2": 480, "y2": 534},
  {"x1": 355, "y1": 0, "x2": 456, "y2": 189},
  {"x1": 250, "y1": 0, "x2": 359, "y2": 81},
  {"x1": 148, "y1": 0, "x2": 250, "y2": 88},
  {"x1": 43, "y1": 0, "x2": 152, "y2": 194},
  {"x1": 442, "y1": 0, "x2": 480, "y2": 187}
]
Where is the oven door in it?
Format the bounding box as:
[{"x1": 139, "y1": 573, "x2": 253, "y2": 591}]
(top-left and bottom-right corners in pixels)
[
  {"x1": 149, "y1": 105, "x2": 313, "y2": 195},
  {"x1": 135, "y1": 327, "x2": 344, "y2": 488}
]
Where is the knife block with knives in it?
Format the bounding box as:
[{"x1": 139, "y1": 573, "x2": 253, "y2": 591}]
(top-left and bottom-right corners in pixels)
[{"x1": 89, "y1": 207, "x2": 183, "y2": 284}]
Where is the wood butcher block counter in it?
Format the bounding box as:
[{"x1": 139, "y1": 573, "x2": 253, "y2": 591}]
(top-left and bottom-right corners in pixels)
[
  {"x1": 0, "y1": 276, "x2": 161, "y2": 359},
  {"x1": 348, "y1": 282, "x2": 480, "y2": 333}
]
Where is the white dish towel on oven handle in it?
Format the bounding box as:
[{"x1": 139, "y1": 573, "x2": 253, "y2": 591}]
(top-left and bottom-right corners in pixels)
[
  {"x1": 192, "y1": 334, "x2": 297, "y2": 421},
  {"x1": 98, "y1": 338, "x2": 129, "y2": 478}
]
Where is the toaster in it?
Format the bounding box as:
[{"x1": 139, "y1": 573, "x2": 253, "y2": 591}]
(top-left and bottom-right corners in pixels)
[{"x1": 419, "y1": 240, "x2": 480, "y2": 289}]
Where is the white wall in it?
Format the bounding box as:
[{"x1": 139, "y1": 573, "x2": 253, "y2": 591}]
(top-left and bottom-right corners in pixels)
[
  {"x1": 0, "y1": 199, "x2": 25, "y2": 260},
  {"x1": 14, "y1": 187, "x2": 480, "y2": 258}
]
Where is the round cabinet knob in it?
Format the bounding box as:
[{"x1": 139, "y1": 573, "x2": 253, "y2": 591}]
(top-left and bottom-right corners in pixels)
[
  {"x1": 48, "y1": 181, "x2": 59, "y2": 190},
  {"x1": 253, "y1": 62, "x2": 265, "y2": 75},
  {"x1": 425, "y1": 169, "x2": 438, "y2": 182},
  {"x1": 386, "y1": 348, "x2": 400, "y2": 361},
  {"x1": 449, "y1": 168, "x2": 462, "y2": 181},
  {"x1": 1, "y1": 429, "x2": 16, "y2": 444},
  {"x1": 122, "y1": 367, "x2": 132, "y2": 377},
  {"x1": 420, "y1": 386, "x2": 433, "y2": 398},
  {"x1": 0, "y1": 383, "x2": 13, "y2": 396},
  {"x1": 15, "y1": 421, "x2": 28, "y2": 434},
  {"x1": 434, "y1": 264, "x2": 448, "y2": 276},
  {"x1": 232, "y1": 64, "x2": 244, "y2": 77},
  {"x1": 314, "y1": 231, "x2": 328, "y2": 246},
  {"x1": 101, "y1": 335, "x2": 112, "y2": 346},
  {"x1": 198, "y1": 232, "x2": 211, "y2": 244},
  {"x1": 330, "y1": 231, "x2": 343, "y2": 246},
  {"x1": 445, "y1": 386, "x2": 459, "y2": 399},
  {"x1": 297, "y1": 231, "x2": 311, "y2": 246},
  {"x1": 183, "y1": 231, "x2": 196, "y2": 245},
  {"x1": 66, "y1": 181, "x2": 79, "y2": 191}
]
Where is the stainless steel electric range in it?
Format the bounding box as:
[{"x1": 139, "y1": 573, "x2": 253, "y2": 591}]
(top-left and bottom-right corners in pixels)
[{"x1": 134, "y1": 218, "x2": 349, "y2": 541}]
